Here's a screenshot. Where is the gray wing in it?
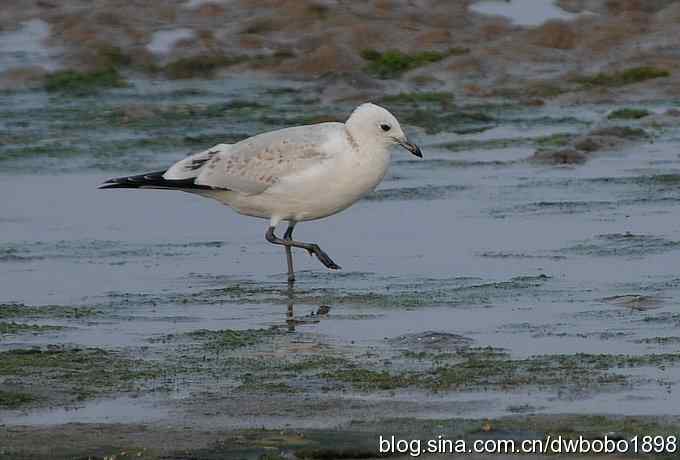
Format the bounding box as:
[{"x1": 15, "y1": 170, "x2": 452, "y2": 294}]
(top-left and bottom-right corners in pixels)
[
  {"x1": 163, "y1": 144, "x2": 231, "y2": 181},
  {"x1": 194, "y1": 123, "x2": 343, "y2": 195}
]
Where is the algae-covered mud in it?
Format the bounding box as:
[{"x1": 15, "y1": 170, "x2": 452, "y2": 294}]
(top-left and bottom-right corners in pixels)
[{"x1": 2, "y1": 1, "x2": 680, "y2": 458}]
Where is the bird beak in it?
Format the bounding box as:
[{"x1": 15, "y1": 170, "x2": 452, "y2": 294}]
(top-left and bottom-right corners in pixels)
[{"x1": 395, "y1": 138, "x2": 423, "y2": 158}]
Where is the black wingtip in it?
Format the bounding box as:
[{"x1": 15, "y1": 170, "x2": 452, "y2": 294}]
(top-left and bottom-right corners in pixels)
[
  {"x1": 97, "y1": 171, "x2": 219, "y2": 191},
  {"x1": 98, "y1": 181, "x2": 127, "y2": 189},
  {"x1": 98, "y1": 171, "x2": 165, "y2": 190}
]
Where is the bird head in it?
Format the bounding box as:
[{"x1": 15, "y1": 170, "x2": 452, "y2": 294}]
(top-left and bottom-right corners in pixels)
[{"x1": 346, "y1": 103, "x2": 422, "y2": 158}]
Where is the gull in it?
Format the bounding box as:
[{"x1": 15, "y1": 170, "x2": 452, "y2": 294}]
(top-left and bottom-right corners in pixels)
[{"x1": 100, "y1": 103, "x2": 422, "y2": 282}]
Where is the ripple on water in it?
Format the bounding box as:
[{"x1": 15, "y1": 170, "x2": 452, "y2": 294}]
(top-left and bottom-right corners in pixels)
[
  {"x1": 491, "y1": 200, "x2": 617, "y2": 218},
  {"x1": 388, "y1": 331, "x2": 474, "y2": 353},
  {"x1": 92, "y1": 274, "x2": 553, "y2": 313},
  {"x1": 0, "y1": 240, "x2": 228, "y2": 264},
  {"x1": 477, "y1": 251, "x2": 566, "y2": 260},
  {"x1": 365, "y1": 184, "x2": 467, "y2": 202},
  {"x1": 562, "y1": 233, "x2": 680, "y2": 258},
  {"x1": 601, "y1": 294, "x2": 665, "y2": 310}
]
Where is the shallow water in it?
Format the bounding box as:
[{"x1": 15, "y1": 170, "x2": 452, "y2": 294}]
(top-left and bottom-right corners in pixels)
[
  {"x1": 469, "y1": 0, "x2": 582, "y2": 26},
  {"x1": 182, "y1": 0, "x2": 235, "y2": 8},
  {"x1": 2, "y1": 78, "x2": 680, "y2": 426},
  {"x1": 0, "y1": 396, "x2": 171, "y2": 426},
  {"x1": 0, "y1": 19, "x2": 61, "y2": 73},
  {"x1": 147, "y1": 29, "x2": 196, "y2": 56}
]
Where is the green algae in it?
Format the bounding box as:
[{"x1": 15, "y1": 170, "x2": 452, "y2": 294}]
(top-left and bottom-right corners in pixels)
[
  {"x1": 320, "y1": 368, "x2": 421, "y2": 391},
  {"x1": 0, "y1": 303, "x2": 98, "y2": 319},
  {"x1": 0, "y1": 322, "x2": 63, "y2": 335},
  {"x1": 45, "y1": 68, "x2": 128, "y2": 93},
  {"x1": 361, "y1": 48, "x2": 468, "y2": 78},
  {"x1": 164, "y1": 54, "x2": 250, "y2": 79},
  {"x1": 608, "y1": 108, "x2": 652, "y2": 119},
  {"x1": 318, "y1": 348, "x2": 680, "y2": 393},
  {"x1": 236, "y1": 381, "x2": 300, "y2": 394},
  {"x1": 277, "y1": 356, "x2": 349, "y2": 373},
  {"x1": 154, "y1": 328, "x2": 278, "y2": 351},
  {"x1": 401, "y1": 350, "x2": 433, "y2": 360},
  {"x1": 380, "y1": 91, "x2": 455, "y2": 105},
  {"x1": 189, "y1": 328, "x2": 276, "y2": 350},
  {"x1": 525, "y1": 82, "x2": 566, "y2": 98},
  {"x1": 433, "y1": 352, "x2": 680, "y2": 390},
  {"x1": 90, "y1": 44, "x2": 131, "y2": 70},
  {"x1": 402, "y1": 109, "x2": 494, "y2": 134},
  {"x1": 269, "y1": 113, "x2": 342, "y2": 126},
  {"x1": 101, "y1": 100, "x2": 265, "y2": 127},
  {"x1": 0, "y1": 390, "x2": 36, "y2": 409},
  {"x1": 494, "y1": 83, "x2": 566, "y2": 99},
  {"x1": 589, "y1": 126, "x2": 648, "y2": 139},
  {"x1": 574, "y1": 66, "x2": 670, "y2": 87},
  {"x1": 133, "y1": 274, "x2": 551, "y2": 312},
  {"x1": 164, "y1": 52, "x2": 294, "y2": 79},
  {"x1": 0, "y1": 143, "x2": 83, "y2": 164},
  {"x1": 0, "y1": 347, "x2": 160, "y2": 404},
  {"x1": 0, "y1": 348, "x2": 152, "y2": 379},
  {"x1": 440, "y1": 138, "x2": 525, "y2": 153}
]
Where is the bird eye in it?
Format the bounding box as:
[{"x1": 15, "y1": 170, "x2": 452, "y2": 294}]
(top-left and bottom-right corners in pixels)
[{"x1": 380, "y1": 123, "x2": 391, "y2": 132}]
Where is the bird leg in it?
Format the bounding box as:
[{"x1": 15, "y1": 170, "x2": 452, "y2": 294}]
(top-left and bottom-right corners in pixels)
[
  {"x1": 283, "y1": 222, "x2": 296, "y2": 284},
  {"x1": 266, "y1": 226, "x2": 341, "y2": 275}
]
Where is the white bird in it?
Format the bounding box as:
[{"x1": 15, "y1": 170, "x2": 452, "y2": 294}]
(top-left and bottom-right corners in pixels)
[{"x1": 100, "y1": 102, "x2": 422, "y2": 282}]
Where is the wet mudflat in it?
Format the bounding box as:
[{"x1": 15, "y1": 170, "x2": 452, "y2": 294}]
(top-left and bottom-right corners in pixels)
[{"x1": 2, "y1": 78, "x2": 680, "y2": 459}]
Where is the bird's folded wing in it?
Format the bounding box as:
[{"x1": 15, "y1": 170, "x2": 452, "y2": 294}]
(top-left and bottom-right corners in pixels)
[
  {"x1": 163, "y1": 144, "x2": 231, "y2": 181},
  {"x1": 194, "y1": 124, "x2": 339, "y2": 195}
]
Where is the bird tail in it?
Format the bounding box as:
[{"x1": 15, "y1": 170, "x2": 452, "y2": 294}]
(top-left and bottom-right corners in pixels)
[{"x1": 98, "y1": 170, "x2": 214, "y2": 190}]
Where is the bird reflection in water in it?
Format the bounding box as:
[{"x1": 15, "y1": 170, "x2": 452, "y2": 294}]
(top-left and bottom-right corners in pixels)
[{"x1": 282, "y1": 280, "x2": 331, "y2": 333}]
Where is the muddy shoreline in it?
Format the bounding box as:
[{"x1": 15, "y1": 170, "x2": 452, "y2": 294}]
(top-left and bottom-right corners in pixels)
[
  {"x1": 4, "y1": 415, "x2": 680, "y2": 459},
  {"x1": 1, "y1": 0, "x2": 680, "y2": 105}
]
